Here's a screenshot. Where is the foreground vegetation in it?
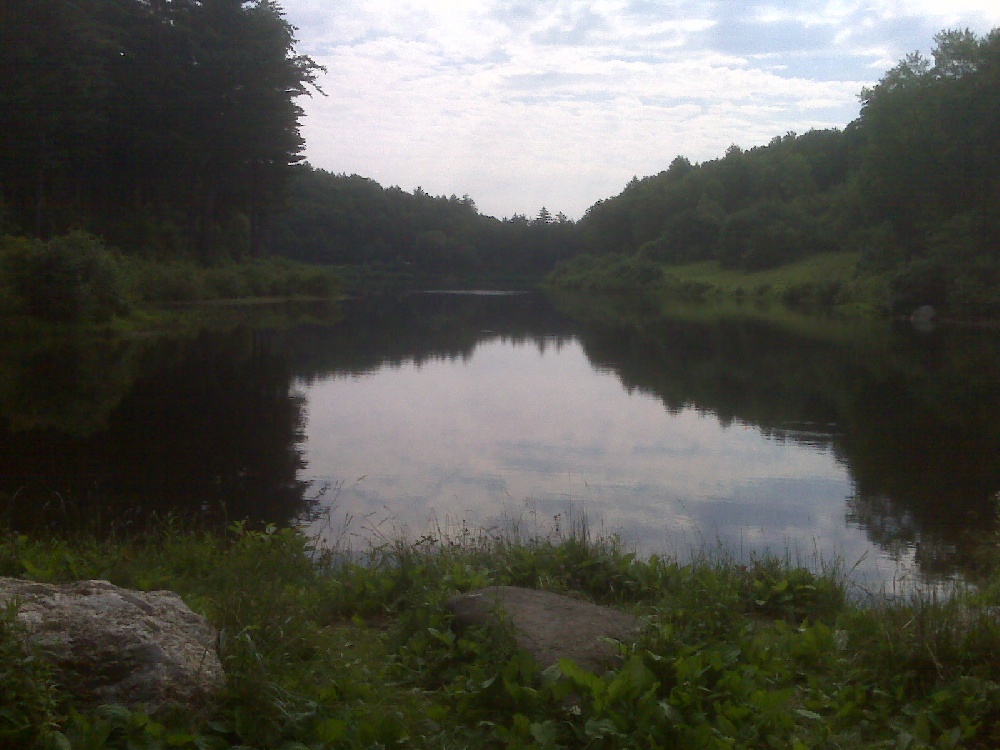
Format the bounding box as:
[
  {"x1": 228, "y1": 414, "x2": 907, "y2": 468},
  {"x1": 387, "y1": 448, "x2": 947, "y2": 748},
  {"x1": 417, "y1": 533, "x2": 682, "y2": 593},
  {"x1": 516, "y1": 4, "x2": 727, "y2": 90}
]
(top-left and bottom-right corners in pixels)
[{"x1": 3, "y1": 515, "x2": 1000, "y2": 749}]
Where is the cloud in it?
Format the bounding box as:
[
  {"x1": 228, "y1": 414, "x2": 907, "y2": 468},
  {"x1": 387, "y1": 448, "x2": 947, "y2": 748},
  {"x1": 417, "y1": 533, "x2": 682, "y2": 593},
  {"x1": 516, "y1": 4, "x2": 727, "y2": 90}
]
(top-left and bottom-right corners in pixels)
[{"x1": 281, "y1": 0, "x2": 998, "y2": 218}]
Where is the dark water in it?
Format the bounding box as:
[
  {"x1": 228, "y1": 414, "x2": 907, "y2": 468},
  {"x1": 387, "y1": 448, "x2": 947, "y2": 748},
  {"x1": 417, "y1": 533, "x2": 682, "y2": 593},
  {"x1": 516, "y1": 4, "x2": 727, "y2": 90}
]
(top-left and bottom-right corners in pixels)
[{"x1": 1, "y1": 293, "x2": 998, "y2": 591}]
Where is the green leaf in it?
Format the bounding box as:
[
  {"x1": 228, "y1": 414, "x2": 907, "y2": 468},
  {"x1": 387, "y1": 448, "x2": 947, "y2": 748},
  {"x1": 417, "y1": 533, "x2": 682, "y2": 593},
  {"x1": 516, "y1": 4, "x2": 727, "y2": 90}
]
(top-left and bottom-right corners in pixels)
[
  {"x1": 558, "y1": 658, "x2": 605, "y2": 698},
  {"x1": 584, "y1": 718, "x2": 622, "y2": 739},
  {"x1": 314, "y1": 718, "x2": 348, "y2": 743},
  {"x1": 660, "y1": 701, "x2": 684, "y2": 724},
  {"x1": 530, "y1": 720, "x2": 561, "y2": 745}
]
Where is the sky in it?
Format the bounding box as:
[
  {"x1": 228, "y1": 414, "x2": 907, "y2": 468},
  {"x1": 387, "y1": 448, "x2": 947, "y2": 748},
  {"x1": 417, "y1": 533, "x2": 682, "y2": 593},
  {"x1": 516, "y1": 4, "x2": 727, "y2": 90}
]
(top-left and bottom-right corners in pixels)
[{"x1": 279, "y1": 0, "x2": 1000, "y2": 220}]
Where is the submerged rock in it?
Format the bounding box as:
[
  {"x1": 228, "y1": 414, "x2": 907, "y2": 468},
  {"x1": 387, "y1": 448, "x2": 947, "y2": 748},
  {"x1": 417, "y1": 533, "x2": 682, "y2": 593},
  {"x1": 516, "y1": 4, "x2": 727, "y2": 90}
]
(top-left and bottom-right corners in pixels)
[
  {"x1": 0, "y1": 577, "x2": 223, "y2": 713},
  {"x1": 446, "y1": 585, "x2": 644, "y2": 673}
]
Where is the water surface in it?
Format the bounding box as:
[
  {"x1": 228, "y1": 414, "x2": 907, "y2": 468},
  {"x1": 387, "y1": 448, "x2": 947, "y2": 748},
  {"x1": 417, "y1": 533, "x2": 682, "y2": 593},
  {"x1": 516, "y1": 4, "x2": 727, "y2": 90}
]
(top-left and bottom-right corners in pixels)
[{"x1": 1, "y1": 292, "x2": 997, "y2": 592}]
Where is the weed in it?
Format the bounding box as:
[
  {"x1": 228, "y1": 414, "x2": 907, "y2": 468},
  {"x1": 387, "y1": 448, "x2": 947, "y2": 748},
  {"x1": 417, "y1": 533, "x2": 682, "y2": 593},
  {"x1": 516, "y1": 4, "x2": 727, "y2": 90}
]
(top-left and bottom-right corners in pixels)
[{"x1": 2, "y1": 519, "x2": 1000, "y2": 748}]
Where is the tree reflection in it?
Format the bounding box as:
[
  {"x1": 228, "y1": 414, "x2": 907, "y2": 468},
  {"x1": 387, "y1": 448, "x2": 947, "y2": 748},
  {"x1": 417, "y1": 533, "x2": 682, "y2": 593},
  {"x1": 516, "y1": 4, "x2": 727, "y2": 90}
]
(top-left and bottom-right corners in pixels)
[
  {"x1": 0, "y1": 324, "x2": 311, "y2": 533},
  {"x1": 551, "y1": 292, "x2": 1000, "y2": 581},
  {"x1": 3, "y1": 293, "x2": 997, "y2": 583}
]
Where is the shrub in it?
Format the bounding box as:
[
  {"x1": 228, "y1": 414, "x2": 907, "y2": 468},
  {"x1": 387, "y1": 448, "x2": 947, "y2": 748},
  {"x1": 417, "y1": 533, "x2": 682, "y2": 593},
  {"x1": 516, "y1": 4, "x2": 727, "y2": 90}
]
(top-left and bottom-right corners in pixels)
[
  {"x1": 1, "y1": 232, "x2": 129, "y2": 322},
  {"x1": 123, "y1": 258, "x2": 206, "y2": 302}
]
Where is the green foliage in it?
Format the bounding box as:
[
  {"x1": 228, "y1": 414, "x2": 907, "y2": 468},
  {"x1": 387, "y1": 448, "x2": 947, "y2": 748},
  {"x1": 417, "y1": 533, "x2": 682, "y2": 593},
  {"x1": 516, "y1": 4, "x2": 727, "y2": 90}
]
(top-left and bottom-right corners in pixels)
[
  {"x1": 550, "y1": 251, "x2": 869, "y2": 310},
  {"x1": 0, "y1": 234, "x2": 341, "y2": 320},
  {"x1": 3, "y1": 520, "x2": 1000, "y2": 748},
  {"x1": 123, "y1": 256, "x2": 342, "y2": 304},
  {"x1": 547, "y1": 253, "x2": 664, "y2": 291},
  {"x1": 0, "y1": 231, "x2": 130, "y2": 322},
  {"x1": 267, "y1": 167, "x2": 580, "y2": 287},
  {"x1": 0, "y1": 0, "x2": 322, "y2": 258},
  {"x1": 557, "y1": 28, "x2": 1000, "y2": 318},
  {"x1": 718, "y1": 200, "x2": 833, "y2": 272},
  {"x1": 0, "y1": 600, "x2": 63, "y2": 748}
]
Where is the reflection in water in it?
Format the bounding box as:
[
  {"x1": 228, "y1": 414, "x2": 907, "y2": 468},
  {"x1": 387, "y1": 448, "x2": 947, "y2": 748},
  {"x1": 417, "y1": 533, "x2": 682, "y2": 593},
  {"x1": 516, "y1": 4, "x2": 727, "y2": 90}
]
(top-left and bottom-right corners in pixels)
[
  {"x1": 302, "y1": 338, "x2": 849, "y2": 541},
  {"x1": 297, "y1": 293, "x2": 1000, "y2": 589},
  {"x1": 1, "y1": 293, "x2": 997, "y2": 590},
  {"x1": 552, "y1": 293, "x2": 1000, "y2": 582},
  {"x1": 301, "y1": 336, "x2": 880, "y2": 583},
  {"x1": 0, "y1": 323, "x2": 313, "y2": 532}
]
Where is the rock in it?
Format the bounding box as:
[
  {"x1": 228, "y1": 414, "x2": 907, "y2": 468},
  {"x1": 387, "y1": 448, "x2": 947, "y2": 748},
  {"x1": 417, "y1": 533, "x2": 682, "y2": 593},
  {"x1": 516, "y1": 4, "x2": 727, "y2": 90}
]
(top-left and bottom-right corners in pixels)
[
  {"x1": 0, "y1": 577, "x2": 224, "y2": 713},
  {"x1": 446, "y1": 586, "x2": 644, "y2": 673}
]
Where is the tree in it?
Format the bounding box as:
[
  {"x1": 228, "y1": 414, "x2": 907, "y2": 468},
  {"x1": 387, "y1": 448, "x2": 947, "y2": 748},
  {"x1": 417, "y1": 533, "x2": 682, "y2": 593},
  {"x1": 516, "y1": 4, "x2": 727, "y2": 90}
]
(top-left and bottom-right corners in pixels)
[
  {"x1": 0, "y1": 0, "x2": 109, "y2": 237},
  {"x1": 535, "y1": 207, "x2": 553, "y2": 224},
  {"x1": 0, "y1": 0, "x2": 322, "y2": 258}
]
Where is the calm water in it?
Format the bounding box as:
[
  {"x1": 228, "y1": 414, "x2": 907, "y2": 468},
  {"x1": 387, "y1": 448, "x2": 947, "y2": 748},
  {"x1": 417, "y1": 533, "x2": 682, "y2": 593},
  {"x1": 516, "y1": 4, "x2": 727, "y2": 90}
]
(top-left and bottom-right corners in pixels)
[{"x1": 2, "y1": 292, "x2": 998, "y2": 591}]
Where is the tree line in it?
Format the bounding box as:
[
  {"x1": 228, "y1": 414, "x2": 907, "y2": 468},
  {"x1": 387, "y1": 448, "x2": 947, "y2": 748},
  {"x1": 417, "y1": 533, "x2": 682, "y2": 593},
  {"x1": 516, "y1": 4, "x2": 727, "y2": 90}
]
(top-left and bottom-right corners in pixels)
[
  {"x1": 560, "y1": 29, "x2": 1000, "y2": 315},
  {"x1": 0, "y1": 0, "x2": 320, "y2": 258},
  {"x1": 2, "y1": 7, "x2": 996, "y2": 314},
  {"x1": 265, "y1": 167, "x2": 580, "y2": 284}
]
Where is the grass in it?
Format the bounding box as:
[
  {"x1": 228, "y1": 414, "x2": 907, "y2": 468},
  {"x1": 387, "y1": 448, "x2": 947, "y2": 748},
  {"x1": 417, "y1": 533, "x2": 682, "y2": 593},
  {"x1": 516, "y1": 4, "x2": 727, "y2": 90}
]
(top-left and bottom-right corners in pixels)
[
  {"x1": 2, "y1": 515, "x2": 1000, "y2": 748},
  {"x1": 662, "y1": 252, "x2": 895, "y2": 314},
  {"x1": 548, "y1": 251, "x2": 893, "y2": 315},
  {"x1": 664, "y1": 252, "x2": 862, "y2": 295},
  {"x1": 0, "y1": 232, "x2": 345, "y2": 332}
]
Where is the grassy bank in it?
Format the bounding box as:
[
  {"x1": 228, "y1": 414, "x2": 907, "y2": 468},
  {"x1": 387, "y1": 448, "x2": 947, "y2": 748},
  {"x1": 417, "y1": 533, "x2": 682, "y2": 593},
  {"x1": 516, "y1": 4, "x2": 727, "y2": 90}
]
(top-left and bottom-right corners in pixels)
[
  {"x1": 661, "y1": 253, "x2": 888, "y2": 312},
  {"x1": 3, "y1": 518, "x2": 1000, "y2": 749},
  {"x1": 548, "y1": 251, "x2": 892, "y2": 315},
  {"x1": 0, "y1": 232, "x2": 344, "y2": 328}
]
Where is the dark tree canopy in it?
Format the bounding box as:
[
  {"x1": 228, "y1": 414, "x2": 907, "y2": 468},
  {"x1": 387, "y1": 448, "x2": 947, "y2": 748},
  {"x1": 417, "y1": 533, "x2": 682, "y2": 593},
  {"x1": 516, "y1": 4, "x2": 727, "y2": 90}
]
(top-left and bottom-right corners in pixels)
[
  {"x1": 0, "y1": 0, "x2": 321, "y2": 257},
  {"x1": 265, "y1": 167, "x2": 581, "y2": 285}
]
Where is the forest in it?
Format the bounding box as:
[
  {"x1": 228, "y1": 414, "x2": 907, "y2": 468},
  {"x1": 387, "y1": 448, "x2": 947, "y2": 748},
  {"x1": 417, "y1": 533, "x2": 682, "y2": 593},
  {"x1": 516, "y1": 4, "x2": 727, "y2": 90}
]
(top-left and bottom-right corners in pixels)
[
  {"x1": 266, "y1": 169, "x2": 580, "y2": 285},
  {"x1": 554, "y1": 28, "x2": 1000, "y2": 317},
  {"x1": 0, "y1": 2, "x2": 997, "y2": 317},
  {"x1": 0, "y1": 0, "x2": 324, "y2": 258}
]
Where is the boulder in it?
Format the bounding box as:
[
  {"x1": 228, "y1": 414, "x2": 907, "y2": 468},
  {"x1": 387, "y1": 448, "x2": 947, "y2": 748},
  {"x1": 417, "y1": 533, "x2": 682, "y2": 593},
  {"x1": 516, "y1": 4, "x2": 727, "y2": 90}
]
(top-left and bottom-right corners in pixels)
[
  {"x1": 446, "y1": 586, "x2": 644, "y2": 673},
  {"x1": 0, "y1": 577, "x2": 224, "y2": 713}
]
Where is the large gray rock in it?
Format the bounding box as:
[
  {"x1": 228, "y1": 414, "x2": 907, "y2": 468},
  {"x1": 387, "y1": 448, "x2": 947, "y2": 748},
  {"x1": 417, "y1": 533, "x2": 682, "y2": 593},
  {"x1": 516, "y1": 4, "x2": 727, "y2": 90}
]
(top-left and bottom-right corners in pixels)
[
  {"x1": 446, "y1": 586, "x2": 644, "y2": 673},
  {"x1": 0, "y1": 577, "x2": 224, "y2": 712}
]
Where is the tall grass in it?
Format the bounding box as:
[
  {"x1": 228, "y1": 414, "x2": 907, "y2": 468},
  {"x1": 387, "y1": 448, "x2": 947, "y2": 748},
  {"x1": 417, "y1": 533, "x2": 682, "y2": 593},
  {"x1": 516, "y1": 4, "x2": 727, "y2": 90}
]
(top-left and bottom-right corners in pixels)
[
  {"x1": 2, "y1": 513, "x2": 1000, "y2": 748},
  {"x1": 123, "y1": 256, "x2": 341, "y2": 304}
]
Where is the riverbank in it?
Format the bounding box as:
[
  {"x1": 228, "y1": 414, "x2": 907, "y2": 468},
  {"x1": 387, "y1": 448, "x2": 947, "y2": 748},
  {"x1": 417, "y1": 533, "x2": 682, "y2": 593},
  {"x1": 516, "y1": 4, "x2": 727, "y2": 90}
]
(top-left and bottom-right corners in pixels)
[
  {"x1": 0, "y1": 232, "x2": 344, "y2": 330},
  {"x1": 3, "y1": 519, "x2": 1000, "y2": 749},
  {"x1": 547, "y1": 251, "x2": 895, "y2": 316}
]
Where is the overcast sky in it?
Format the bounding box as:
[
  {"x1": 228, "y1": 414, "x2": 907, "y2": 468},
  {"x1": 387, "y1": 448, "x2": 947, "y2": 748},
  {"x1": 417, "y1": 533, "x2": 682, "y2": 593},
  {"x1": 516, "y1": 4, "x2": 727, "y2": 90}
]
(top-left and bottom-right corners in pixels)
[{"x1": 279, "y1": 1, "x2": 1000, "y2": 220}]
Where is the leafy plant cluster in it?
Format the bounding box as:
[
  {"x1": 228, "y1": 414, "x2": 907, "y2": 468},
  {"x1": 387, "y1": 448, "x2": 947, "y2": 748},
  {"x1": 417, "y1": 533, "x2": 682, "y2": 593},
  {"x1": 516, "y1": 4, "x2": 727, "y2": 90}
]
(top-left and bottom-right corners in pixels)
[
  {"x1": 124, "y1": 255, "x2": 341, "y2": 304},
  {"x1": 2, "y1": 516, "x2": 1000, "y2": 749},
  {"x1": 545, "y1": 254, "x2": 665, "y2": 293},
  {"x1": 0, "y1": 232, "x2": 129, "y2": 323}
]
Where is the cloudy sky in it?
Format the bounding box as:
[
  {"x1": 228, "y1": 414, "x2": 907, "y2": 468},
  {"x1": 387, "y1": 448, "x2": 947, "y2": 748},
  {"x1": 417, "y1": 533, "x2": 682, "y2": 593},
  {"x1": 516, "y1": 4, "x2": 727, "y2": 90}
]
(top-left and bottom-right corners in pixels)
[{"x1": 279, "y1": 1, "x2": 1000, "y2": 220}]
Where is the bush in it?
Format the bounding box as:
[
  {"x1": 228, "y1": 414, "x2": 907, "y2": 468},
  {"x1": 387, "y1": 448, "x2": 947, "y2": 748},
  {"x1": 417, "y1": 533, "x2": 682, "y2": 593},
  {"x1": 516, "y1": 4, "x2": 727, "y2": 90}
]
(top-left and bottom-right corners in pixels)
[
  {"x1": 123, "y1": 257, "x2": 341, "y2": 303},
  {"x1": 123, "y1": 258, "x2": 206, "y2": 302},
  {"x1": 548, "y1": 253, "x2": 664, "y2": 291},
  {"x1": 1, "y1": 232, "x2": 129, "y2": 322}
]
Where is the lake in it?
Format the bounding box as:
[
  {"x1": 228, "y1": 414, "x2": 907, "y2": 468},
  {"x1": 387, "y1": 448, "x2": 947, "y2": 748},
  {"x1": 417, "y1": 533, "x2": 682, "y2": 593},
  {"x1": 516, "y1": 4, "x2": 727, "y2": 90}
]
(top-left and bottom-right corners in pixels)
[{"x1": 1, "y1": 291, "x2": 998, "y2": 592}]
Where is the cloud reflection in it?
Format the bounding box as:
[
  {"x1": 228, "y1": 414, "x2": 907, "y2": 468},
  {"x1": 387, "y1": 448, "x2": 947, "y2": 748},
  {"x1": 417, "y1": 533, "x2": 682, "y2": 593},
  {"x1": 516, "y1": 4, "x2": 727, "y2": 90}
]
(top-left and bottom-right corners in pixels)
[{"x1": 299, "y1": 337, "x2": 906, "y2": 587}]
